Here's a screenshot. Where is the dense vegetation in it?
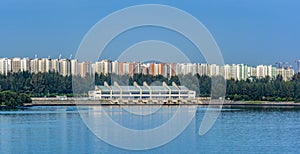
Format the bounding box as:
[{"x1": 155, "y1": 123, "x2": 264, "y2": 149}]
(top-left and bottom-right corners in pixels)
[
  {"x1": 0, "y1": 91, "x2": 31, "y2": 108},
  {"x1": 0, "y1": 72, "x2": 73, "y2": 97},
  {"x1": 0, "y1": 72, "x2": 299, "y2": 102},
  {"x1": 226, "y1": 74, "x2": 300, "y2": 102}
]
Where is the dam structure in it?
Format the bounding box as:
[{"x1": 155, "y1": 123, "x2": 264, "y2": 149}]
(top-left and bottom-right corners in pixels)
[{"x1": 88, "y1": 81, "x2": 196, "y2": 100}]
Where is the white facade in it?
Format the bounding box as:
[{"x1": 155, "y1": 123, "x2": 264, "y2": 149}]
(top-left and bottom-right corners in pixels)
[
  {"x1": 30, "y1": 58, "x2": 39, "y2": 73},
  {"x1": 71, "y1": 59, "x2": 78, "y2": 76},
  {"x1": 111, "y1": 61, "x2": 119, "y2": 75},
  {"x1": 39, "y1": 58, "x2": 51, "y2": 73},
  {"x1": 197, "y1": 64, "x2": 208, "y2": 76},
  {"x1": 11, "y1": 58, "x2": 21, "y2": 73},
  {"x1": 256, "y1": 65, "x2": 267, "y2": 78},
  {"x1": 95, "y1": 60, "x2": 111, "y2": 75},
  {"x1": 59, "y1": 59, "x2": 71, "y2": 76},
  {"x1": 0, "y1": 58, "x2": 11, "y2": 75},
  {"x1": 89, "y1": 82, "x2": 196, "y2": 100},
  {"x1": 51, "y1": 59, "x2": 60, "y2": 73},
  {"x1": 276, "y1": 68, "x2": 295, "y2": 81},
  {"x1": 21, "y1": 58, "x2": 30, "y2": 72},
  {"x1": 209, "y1": 64, "x2": 220, "y2": 76}
]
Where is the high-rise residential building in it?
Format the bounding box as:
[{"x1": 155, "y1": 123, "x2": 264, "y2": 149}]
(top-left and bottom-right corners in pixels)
[
  {"x1": 21, "y1": 58, "x2": 30, "y2": 72},
  {"x1": 128, "y1": 62, "x2": 133, "y2": 76},
  {"x1": 85, "y1": 62, "x2": 93, "y2": 76},
  {"x1": 0, "y1": 58, "x2": 11, "y2": 75},
  {"x1": 133, "y1": 62, "x2": 141, "y2": 75},
  {"x1": 158, "y1": 63, "x2": 163, "y2": 76},
  {"x1": 39, "y1": 58, "x2": 51, "y2": 73},
  {"x1": 224, "y1": 64, "x2": 238, "y2": 80},
  {"x1": 174, "y1": 63, "x2": 180, "y2": 76},
  {"x1": 78, "y1": 61, "x2": 92, "y2": 77},
  {"x1": 189, "y1": 63, "x2": 198, "y2": 75},
  {"x1": 94, "y1": 61, "x2": 102, "y2": 75},
  {"x1": 71, "y1": 59, "x2": 78, "y2": 76},
  {"x1": 0, "y1": 57, "x2": 297, "y2": 81},
  {"x1": 149, "y1": 63, "x2": 159, "y2": 76},
  {"x1": 123, "y1": 62, "x2": 130, "y2": 75},
  {"x1": 247, "y1": 66, "x2": 254, "y2": 78},
  {"x1": 11, "y1": 58, "x2": 22, "y2": 73},
  {"x1": 51, "y1": 59, "x2": 60, "y2": 73},
  {"x1": 78, "y1": 62, "x2": 87, "y2": 77},
  {"x1": 169, "y1": 63, "x2": 176, "y2": 77},
  {"x1": 118, "y1": 62, "x2": 124, "y2": 75},
  {"x1": 30, "y1": 58, "x2": 39, "y2": 73},
  {"x1": 103, "y1": 60, "x2": 112, "y2": 75},
  {"x1": 267, "y1": 65, "x2": 277, "y2": 78},
  {"x1": 111, "y1": 61, "x2": 119, "y2": 75},
  {"x1": 0, "y1": 59, "x2": 4, "y2": 75},
  {"x1": 236, "y1": 64, "x2": 247, "y2": 80},
  {"x1": 91, "y1": 63, "x2": 95, "y2": 75},
  {"x1": 160, "y1": 63, "x2": 169, "y2": 77},
  {"x1": 232, "y1": 64, "x2": 238, "y2": 80},
  {"x1": 252, "y1": 67, "x2": 257, "y2": 77},
  {"x1": 46, "y1": 58, "x2": 52, "y2": 73},
  {"x1": 180, "y1": 63, "x2": 187, "y2": 75},
  {"x1": 59, "y1": 59, "x2": 71, "y2": 76},
  {"x1": 30, "y1": 58, "x2": 51, "y2": 73},
  {"x1": 181, "y1": 63, "x2": 189, "y2": 75},
  {"x1": 0, "y1": 58, "x2": 4, "y2": 75},
  {"x1": 256, "y1": 65, "x2": 267, "y2": 78},
  {"x1": 95, "y1": 60, "x2": 112, "y2": 75},
  {"x1": 126, "y1": 62, "x2": 140, "y2": 77},
  {"x1": 255, "y1": 65, "x2": 277, "y2": 79},
  {"x1": 140, "y1": 64, "x2": 149, "y2": 75},
  {"x1": 276, "y1": 67, "x2": 295, "y2": 81},
  {"x1": 209, "y1": 64, "x2": 220, "y2": 76},
  {"x1": 197, "y1": 64, "x2": 208, "y2": 76},
  {"x1": 224, "y1": 64, "x2": 230, "y2": 80}
]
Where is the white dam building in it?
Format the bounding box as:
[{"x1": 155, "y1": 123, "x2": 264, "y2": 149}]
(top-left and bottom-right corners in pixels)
[{"x1": 89, "y1": 82, "x2": 196, "y2": 100}]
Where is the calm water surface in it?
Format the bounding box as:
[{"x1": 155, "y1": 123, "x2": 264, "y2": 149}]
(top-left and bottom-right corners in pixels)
[{"x1": 1, "y1": 106, "x2": 300, "y2": 154}]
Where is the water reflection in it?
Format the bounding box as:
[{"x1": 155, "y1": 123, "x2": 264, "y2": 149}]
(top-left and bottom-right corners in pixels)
[{"x1": 0, "y1": 106, "x2": 300, "y2": 153}]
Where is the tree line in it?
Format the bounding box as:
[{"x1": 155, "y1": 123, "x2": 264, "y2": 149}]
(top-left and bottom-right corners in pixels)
[
  {"x1": 0, "y1": 91, "x2": 31, "y2": 108},
  {"x1": 0, "y1": 71, "x2": 299, "y2": 102}
]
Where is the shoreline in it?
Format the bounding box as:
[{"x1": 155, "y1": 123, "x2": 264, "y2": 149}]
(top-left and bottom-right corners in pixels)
[{"x1": 22, "y1": 98, "x2": 300, "y2": 107}]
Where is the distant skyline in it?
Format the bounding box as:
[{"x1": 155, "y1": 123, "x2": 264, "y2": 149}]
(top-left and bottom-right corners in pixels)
[
  {"x1": 0, "y1": 57, "x2": 295, "y2": 81},
  {"x1": 0, "y1": 0, "x2": 299, "y2": 67},
  {"x1": 0, "y1": 56, "x2": 297, "y2": 71}
]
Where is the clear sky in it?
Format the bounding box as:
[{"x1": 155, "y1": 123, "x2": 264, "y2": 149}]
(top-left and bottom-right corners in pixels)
[{"x1": 0, "y1": 0, "x2": 299, "y2": 67}]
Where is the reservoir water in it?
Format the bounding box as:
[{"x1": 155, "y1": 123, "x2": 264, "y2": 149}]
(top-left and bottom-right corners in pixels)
[{"x1": 1, "y1": 106, "x2": 300, "y2": 153}]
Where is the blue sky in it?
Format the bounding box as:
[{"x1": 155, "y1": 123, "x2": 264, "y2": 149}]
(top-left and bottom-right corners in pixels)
[{"x1": 0, "y1": 0, "x2": 299, "y2": 67}]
